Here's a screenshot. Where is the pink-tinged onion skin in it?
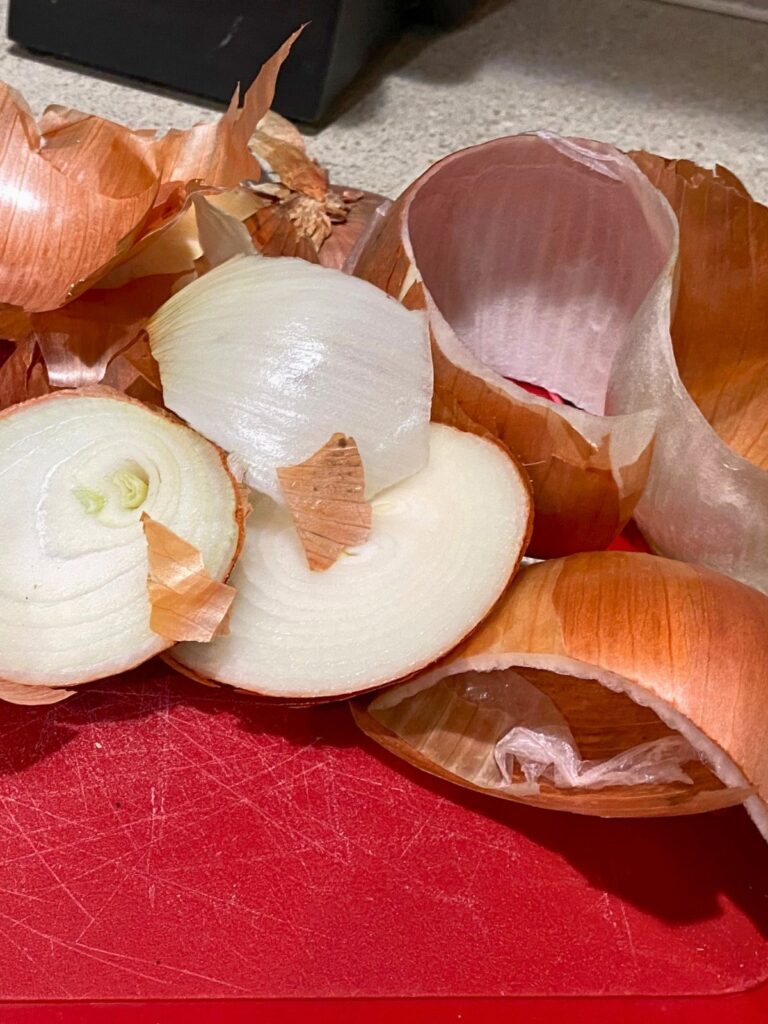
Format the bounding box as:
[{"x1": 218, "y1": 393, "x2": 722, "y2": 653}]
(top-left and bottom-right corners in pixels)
[
  {"x1": 353, "y1": 134, "x2": 676, "y2": 558},
  {"x1": 356, "y1": 553, "x2": 768, "y2": 834}
]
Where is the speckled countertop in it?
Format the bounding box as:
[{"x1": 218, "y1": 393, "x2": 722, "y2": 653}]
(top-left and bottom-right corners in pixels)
[{"x1": 1, "y1": 0, "x2": 767, "y2": 199}]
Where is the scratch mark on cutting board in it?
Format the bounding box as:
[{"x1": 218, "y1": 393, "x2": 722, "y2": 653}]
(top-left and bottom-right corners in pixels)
[
  {"x1": 600, "y1": 892, "x2": 639, "y2": 969},
  {"x1": 1, "y1": 796, "x2": 96, "y2": 929},
  {"x1": 0, "y1": 908, "x2": 250, "y2": 992},
  {"x1": 0, "y1": 922, "x2": 74, "y2": 998},
  {"x1": 618, "y1": 901, "x2": 639, "y2": 967}
]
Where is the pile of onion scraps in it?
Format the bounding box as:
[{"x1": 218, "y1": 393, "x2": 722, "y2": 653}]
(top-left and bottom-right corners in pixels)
[
  {"x1": 145, "y1": 253, "x2": 533, "y2": 699},
  {"x1": 0, "y1": 26, "x2": 385, "y2": 407},
  {"x1": 0, "y1": 39, "x2": 764, "y2": 842}
]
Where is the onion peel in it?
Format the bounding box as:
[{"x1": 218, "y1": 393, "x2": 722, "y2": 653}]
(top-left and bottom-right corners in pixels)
[
  {"x1": 355, "y1": 552, "x2": 768, "y2": 835},
  {"x1": 353, "y1": 135, "x2": 668, "y2": 557},
  {"x1": 248, "y1": 105, "x2": 383, "y2": 267},
  {"x1": 630, "y1": 151, "x2": 768, "y2": 470},
  {"x1": 3, "y1": 276, "x2": 178, "y2": 392},
  {"x1": 142, "y1": 514, "x2": 237, "y2": 642},
  {"x1": 0, "y1": 679, "x2": 75, "y2": 707},
  {"x1": 0, "y1": 337, "x2": 50, "y2": 410},
  {"x1": 277, "y1": 433, "x2": 372, "y2": 572},
  {"x1": 0, "y1": 29, "x2": 303, "y2": 312}
]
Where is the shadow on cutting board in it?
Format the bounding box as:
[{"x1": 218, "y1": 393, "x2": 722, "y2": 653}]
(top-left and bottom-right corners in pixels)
[{"x1": 0, "y1": 663, "x2": 766, "y2": 940}]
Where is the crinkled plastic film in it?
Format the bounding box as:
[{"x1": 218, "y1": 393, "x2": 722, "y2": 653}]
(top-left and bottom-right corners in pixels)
[{"x1": 370, "y1": 669, "x2": 697, "y2": 796}]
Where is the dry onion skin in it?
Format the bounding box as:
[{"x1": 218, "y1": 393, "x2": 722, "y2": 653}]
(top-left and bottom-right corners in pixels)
[
  {"x1": 168, "y1": 424, "x2": 532, "y2": 701},
  {"x1": 354, "y1": 132, "x2": 768, "y2": 590},
  {"x1": 354, "y1": 552, "x2": 768, "y2": 838},
  {"x1": 147, "y1": 254, "x2": 433, "y2": 502},
  {"x1": 277, "y1": 433, "x2": 372, "y2": 572},
  {"x1": 353, "y1": 134, "x2": 667, "y2": 558},
  {"x1": 612, "y1": 153, "x2": 768, "y2": 593},
  {"x1": 0, "y1": 390, "x2": 243, "y2": 697},
  {"x1": 0, "y1": 29, "x2": 302, "y2": 313}
]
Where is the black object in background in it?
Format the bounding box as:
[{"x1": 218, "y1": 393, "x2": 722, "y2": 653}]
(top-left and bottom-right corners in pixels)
[{"x1": 7, "y1": 0, "x2": 475, "y2": 123}]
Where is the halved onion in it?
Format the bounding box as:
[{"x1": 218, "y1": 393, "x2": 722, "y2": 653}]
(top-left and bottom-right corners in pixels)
[
  {"x1": 0, "y1": 390, "x2": 244, "y2": 694},
  {"x1": 354, "y1": 552, "x2": 768, "y2": 838},
  {"x1": 167, "y1": 424, "x2": 532, "y2": 700},
  {"x1": 353, "y1": 134, "x2": 669, "y2": 557},
  {"x1": 148, "y1": 254, "x2": 432, "y2": 502}
]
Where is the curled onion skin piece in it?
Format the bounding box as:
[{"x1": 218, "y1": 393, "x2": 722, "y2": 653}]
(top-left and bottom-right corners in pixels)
[
  {"x1": 0, "y1": 389, "x2": 245, "y2": 694},
  {"x1": 142, "y1": 513, "x2": 237, "y2": 642},
  {"x1": 612, "y1": 152, "x2": 768, "y2": 592},
  {"x1": 167, "y1": 424, "x2": 533, "y2": 701},
  {"x1": 148, "y1": 254, "x2": 433, "y2": 503},
  {"x1": 0, "y1": 678, "x2": 75, "y2": 706},
  {"x1": 353, "y1": 134, "x2": 674, "y2": 557},
  {"x1": 0, "y1": 30, "x2": 301, "y2": 312},
  {"x1": 355, "y1": 552, "x2": 768, "y2": 835}
]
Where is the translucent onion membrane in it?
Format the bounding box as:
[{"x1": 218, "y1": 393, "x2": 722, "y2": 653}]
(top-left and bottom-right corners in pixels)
[
  {"x1": 354, "y1": 552, "x2": 768, "y2": 839},
  {"x1": 148, "y1": 254, "x2": 433, "y2": 502},
  {"x1": 168, "y1": 424, "x2": 532, "y2": 700},
  {"x1": 614, "y1": 153, "x2": 768, "y2": 594},
  {"x1": 0, "y1": 390, "x2": 243, "y2": 697},
  {"x1": 353, "y1": 134, "x2": 668, "y2": 557}
]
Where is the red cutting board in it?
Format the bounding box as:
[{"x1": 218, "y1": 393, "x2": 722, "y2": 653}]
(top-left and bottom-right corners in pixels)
[{"x1": 0, "y1": 663, "x2": 766, "y2": 1020}]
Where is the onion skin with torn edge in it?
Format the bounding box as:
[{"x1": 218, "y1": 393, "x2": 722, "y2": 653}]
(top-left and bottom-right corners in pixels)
[
  {"x1": 277, "y1": 432, "x2": 371, "y2": 572},
  {"x1": 613, "y1": 152, "x2": 768, "y2": 594},
  {"x1": 353, "y1": 134, "x2": 676, "y2": 557},
  {"x1": 0, "y1": 388, "x2": 245, "y2": 696},
  {"x1": 166, "y1": 424, "x2": 532, "y2": 702},
  {"x1": 142, "y1": 514, "x2": 237, "y2": 642},
  {"x1": 354, "y1": 552, "x2": 768, "y2": 837},
  {"x1": 0, "y1": 28, "x2": 303, "y2": 312}
]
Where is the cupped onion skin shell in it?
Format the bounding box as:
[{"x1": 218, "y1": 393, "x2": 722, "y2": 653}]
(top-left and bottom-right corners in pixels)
[
  {"x1": 353, "y1": 134, "x2": 676, "y2": 558},
  {"x1": 167, "y1": 424, "x2": 533, "y2": 701},
  {"x1": 355, "y1": 552, "x2": 768, "y2": 836},
  {"x1": 0, "y1": 389, "x2": 245, "y2": 692}
]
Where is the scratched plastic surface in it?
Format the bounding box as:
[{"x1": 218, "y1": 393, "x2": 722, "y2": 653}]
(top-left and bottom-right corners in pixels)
[{"x1": 0, "y1": 663, "x2": 766, "y2": 1002}]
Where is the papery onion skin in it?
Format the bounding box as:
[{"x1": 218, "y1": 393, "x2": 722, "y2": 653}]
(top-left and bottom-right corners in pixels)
[
  {"x1": 0, "y1": 29, "x2": 301, "y2": 312},
  {"x1": 352, "y1": 703, "x2": 750, "y2": 819},
  {"x1": 612, "y1": 152, "x2": 768, "y2": 592},
  {"x1": 0, "y1": 388, "x2": 246, "y2": 694},
  {"x1": 142, "y1": 513, "x2": 237, "y2": 643},
  {"x1": 356, "y1": 552, "x2": 768, "y2": 833},
  {"x1": 277, "y1": 432, "x2": 371, "y2": 572},
  {"x1": 353, "y1": 135, "x2": 674, "y2": 558}
]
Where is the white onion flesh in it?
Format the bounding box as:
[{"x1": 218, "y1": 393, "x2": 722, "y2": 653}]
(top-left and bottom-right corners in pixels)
[
  {"x1": 148, "y1": 254, "x2": 432, "y2": 502},
  {"x1": 170, "y1": 424, "x2": 531, "y2": 699},
  {"x1": 0, "y1": 393, "x2": 240, "y2": 687}
]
